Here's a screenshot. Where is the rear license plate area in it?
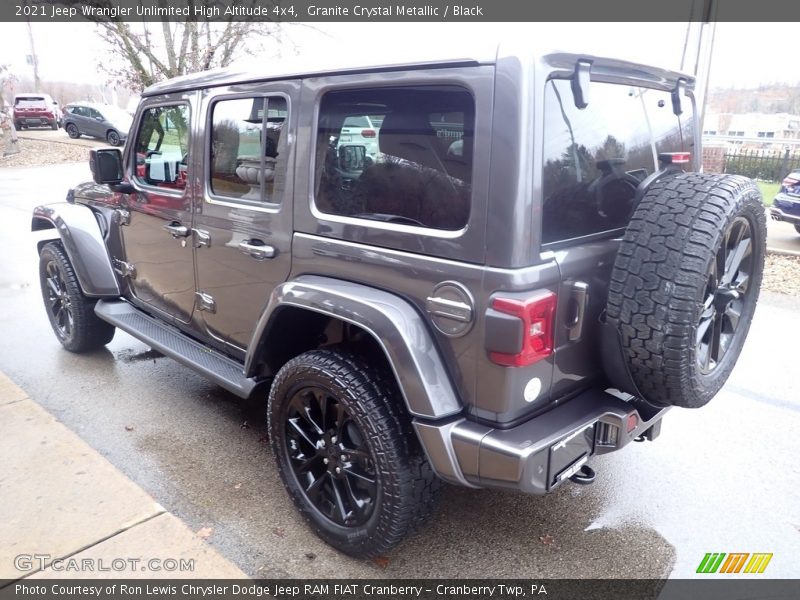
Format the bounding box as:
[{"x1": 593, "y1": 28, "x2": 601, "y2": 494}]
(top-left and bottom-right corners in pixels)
[{"x1": 549, "y1": 424, "x2": 595, "y2": 488}]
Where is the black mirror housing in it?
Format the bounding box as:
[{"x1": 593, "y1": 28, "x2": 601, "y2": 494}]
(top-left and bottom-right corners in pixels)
[{"x1": 90, "y1": 148, "x2": 124, "y2": 185}]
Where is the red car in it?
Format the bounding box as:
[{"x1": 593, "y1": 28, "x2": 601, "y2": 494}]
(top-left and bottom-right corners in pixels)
[{"x1": 13, "y1": 93, "x2": 60, "y2": 130}]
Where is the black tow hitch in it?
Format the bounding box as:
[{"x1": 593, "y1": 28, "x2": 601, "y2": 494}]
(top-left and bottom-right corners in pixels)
[{"x1": 569, "y1": 464, "x2": 596, "y2": 485}]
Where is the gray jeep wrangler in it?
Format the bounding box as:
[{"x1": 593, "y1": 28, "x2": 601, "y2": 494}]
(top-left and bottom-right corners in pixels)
[{"x1": 32, "y1": 44, "x2": 766, "y2": 557}]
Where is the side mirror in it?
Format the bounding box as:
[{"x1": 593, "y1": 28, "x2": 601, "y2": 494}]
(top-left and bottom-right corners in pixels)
[{"x1": 90, "y1": 148, "x2": 123, "y2": 185}]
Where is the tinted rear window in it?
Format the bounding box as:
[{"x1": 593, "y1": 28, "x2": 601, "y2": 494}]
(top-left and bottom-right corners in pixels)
[
  {"x1": 541, "y1": 79, "x2": 694, "y2": 245},
  {"x1": 314, "y1": 85, "x2": 474, "y2": 231}
]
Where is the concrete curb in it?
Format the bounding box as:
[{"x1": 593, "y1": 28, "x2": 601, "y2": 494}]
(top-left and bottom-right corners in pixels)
[
  {"x1": 0, "y1": 372, "x2": 248, "y2": 581},
  {"x1": 767, "y1": 247, "x2": 800, "y2": 258}
]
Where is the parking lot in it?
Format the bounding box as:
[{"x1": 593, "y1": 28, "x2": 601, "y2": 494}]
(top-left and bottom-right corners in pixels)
[{"x1": 0, "y1": 162, "x2": 798, "y2": 579}]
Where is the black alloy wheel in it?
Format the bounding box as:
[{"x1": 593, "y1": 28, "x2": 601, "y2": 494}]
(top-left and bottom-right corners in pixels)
[
  {"x1": 38, "y1": 242, "x2": 115, "y2": 352},
  {"x1": 268, "y1": 348, "x2": 440, "y2": 557},
  {"x1": 284, "y1": 384, "x2": 377, "y2": 527},
  {"x1": 696, "y1": 217, "x2": 753, "y2": 373}
]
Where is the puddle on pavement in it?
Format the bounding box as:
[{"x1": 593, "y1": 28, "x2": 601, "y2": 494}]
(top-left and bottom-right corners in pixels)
[{"x1": 115, "y1": 348, "x2": 165, "y2": 363}]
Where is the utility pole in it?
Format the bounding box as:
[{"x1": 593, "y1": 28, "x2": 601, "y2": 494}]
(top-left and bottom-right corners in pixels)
[{"x1": 26, "y1": 18, "x2": 41, "y2": 90}]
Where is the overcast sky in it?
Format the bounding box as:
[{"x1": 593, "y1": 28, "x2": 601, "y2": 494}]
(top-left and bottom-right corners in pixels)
[{"x1": 0, "y1": 22, "x2": 795, "y2": 93}]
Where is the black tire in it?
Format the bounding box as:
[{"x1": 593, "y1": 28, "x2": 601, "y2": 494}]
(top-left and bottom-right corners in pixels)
[
  {"x1": 39, "y1": 242, "x2": 115, "y2": 352},
  {"x1": 606, "y1": 173, "x2": 766, "y2": 408},
  {"x1": 66, "y1": 123, "x2": 80, "y2": 139},
  {"x1": 106, "y1": 130, "x2": 121, "y2": 146},
  {"x1": 794, "y1": 223, "x2": 800, "y2": 235},
  {"x1": 50, "y1": 120, "x2": 58, "y2": 130},
  {"x1": 14, "y1": 121, "x2": 22, "y2": 131},
  {"x1": 268, "y1": 348, "x2": 439, "y2": 557}
]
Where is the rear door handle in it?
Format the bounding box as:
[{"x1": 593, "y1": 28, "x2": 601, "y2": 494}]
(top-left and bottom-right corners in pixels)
[
  {"x1": 163, "y1": 222, "x2": 190, "y2": 238},
  {"x1": 239, "y1": 239, "x2": 276, "y2": 260}
]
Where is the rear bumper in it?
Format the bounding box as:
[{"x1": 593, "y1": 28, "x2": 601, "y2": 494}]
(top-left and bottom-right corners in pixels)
[
  {"x1": 770, "y1": 205, "x2": 800, "y2": 225},
  {"x1": 414, "y1": 388, "x2": 668, "y2": 494}
]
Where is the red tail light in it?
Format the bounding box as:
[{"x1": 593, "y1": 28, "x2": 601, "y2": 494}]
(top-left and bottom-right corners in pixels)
[
  {"x1": 658, "y1": 152, "x2": 692, "y2": 165},
  {"x1": 489, "y1": 292, "x2": 556, "y2": 367},
  {"x1": 361, "y1": 129, "x2": 376, "y2": 138}
]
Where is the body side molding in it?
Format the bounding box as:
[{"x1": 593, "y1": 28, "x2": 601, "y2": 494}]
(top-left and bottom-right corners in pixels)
[{"x1": 247, "y1": 276, "x2": 462, "y2": 420}]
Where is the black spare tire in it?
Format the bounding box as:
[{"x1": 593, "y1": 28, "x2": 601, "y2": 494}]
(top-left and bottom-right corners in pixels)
[{"x1": 605, "y1": 173, "x2": 766, "y2": 408}]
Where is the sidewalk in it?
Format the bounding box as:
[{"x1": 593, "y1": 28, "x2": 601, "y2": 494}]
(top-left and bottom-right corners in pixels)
[{"x1": 0, "y1": 372, "x2": 247, "y2": 580}]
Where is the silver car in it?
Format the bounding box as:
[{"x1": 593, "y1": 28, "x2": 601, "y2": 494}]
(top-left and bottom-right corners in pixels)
[{"x1": 63, "y1": 103, "x2": 133, "y2": 146}]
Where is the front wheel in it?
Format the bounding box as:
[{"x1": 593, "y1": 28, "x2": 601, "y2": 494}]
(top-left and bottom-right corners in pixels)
[
  {"x1": 268, "y1": 348, "x2": 439, "y2": 557},
  {"x1": 65, "y1": 123, "x2": 80, "y2": 139},
  {"x1": 39, "y1": 242, "x2": 115, "y2": 352}
]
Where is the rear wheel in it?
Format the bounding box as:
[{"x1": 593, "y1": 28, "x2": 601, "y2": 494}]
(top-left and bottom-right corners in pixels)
[
  {"x1": 606, "y1": 173, "x2": 766, "y2": 408},
  {"x1": 268, "y1": 348, "x2": 439, "y2": 557},
  {"x1": 50, "y1": 120, "x2": 58, "y2": 130},
  {"x1": 14, "y1": 121, "x2": 22, "y2": 131},
  {"x1": 66, "y1": 123, "x2": 80, "y2": 139},
  {"x1": 106, "y1": 130, "x2": 121, "y2": 146},
  {"x1": 39, "y1": 242, "x2": 115, "y2": 352}
]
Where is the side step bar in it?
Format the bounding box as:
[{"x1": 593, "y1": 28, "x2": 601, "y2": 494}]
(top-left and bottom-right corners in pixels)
[{"x1": 95, "y1": 300, "x2": 258, "y2": 398}]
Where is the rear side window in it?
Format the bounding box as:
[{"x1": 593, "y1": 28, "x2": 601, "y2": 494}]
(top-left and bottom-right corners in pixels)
[
  {"x1": 541, "y1": 79, "x2": 694, "y2": 245},
  {"x1": 314, "y1": 86, "x2": 474, "y2": 231},
  {"x1": 208, "y1": 96, "x2": 288, "y2": 204}
]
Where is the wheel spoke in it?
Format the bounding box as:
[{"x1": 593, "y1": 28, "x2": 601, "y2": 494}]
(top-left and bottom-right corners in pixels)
[
  {"x1": 722, "y1": 237, "x2": 752, "y2": 286},
  {"x1": 46, "y1": 277, "x2": 60, "y2": 296},
  {"x1": 305, "y1": 471, "x2": 328, "y2": 502},
  {"x1": 287, "y1": 417, "x2": 318, "y2": 450},
  {"x1": 715, "y1": 235, "x2": 727, "y2": 282},
  {"x1": 710, "y1": 312, "x2": 724, "y2": 365},
  {"x1": 329, "y1": 477, "x2": 350, "y2": 523},
  {"x1": 290, "y1": 394, "x2": 324, "y2": 435},
  {"x1": 696, "y1": 314, "x2": 714, "y2": 346},
  {"x1": 344, "y1": 465, "x2": 376, "y2": 485},
  {"x1": 724, "y1": 304, "x2": 741, "y2": 332},
  {"x1": 293, "y1": 454, "x2": 321, "y2": 474}
]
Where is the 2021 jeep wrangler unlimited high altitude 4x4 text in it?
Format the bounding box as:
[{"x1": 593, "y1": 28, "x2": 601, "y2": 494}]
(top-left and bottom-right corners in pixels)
[{"x1": 32, "y1": 45, "x2": 766, "y2": 557}]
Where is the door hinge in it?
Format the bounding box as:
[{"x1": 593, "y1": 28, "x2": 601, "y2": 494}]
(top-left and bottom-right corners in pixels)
[
  {"x1": 194, "y1": 229, "x2": 211, "y2": 248},
  {"x1": 112, "y1": 259, "x2": 136, "y2": 279},
  {"x1": 116, "y1": 209, "x2": 130, "y2": 226},
  {"x1": 195, "y1": 291, "x2": 216, "y2": 314}
]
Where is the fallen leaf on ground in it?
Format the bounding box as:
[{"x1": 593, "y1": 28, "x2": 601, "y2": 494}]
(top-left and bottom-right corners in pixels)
[
  {"x1": 272, "y1": 527, "x2": 286, "y2": 538},
  {"x1": 372, "y1": 556, "x2": 390, "y2": 569},
  {"x1": 305, "y1": 552, "x2": 316, "y2": 560},
  {"x1": 539, "y1": 534, "x2": 555, "y2": 545},
  {"x1": 124, "y1": 425, "x2": 134, "y2": 432},
  {"x1": 234, "y1": 483, "x2": 242, "y2": 490},
  {"x1": 196, "y1": 527, "x2": 213, "y2": 540}
]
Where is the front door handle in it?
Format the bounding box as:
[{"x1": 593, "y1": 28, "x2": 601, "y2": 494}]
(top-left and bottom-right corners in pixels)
[
  {"x1": 239, "y1": 239, "x2": 276, "y2": 260},
  {"x1": 163, "y1": 222, "x2": 190, "y2": 238}
]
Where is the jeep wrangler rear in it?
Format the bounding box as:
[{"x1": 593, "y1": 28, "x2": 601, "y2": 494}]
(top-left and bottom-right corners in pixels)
[{"x1": 32, "y1": 44, "x2": 766, "y2": 557}]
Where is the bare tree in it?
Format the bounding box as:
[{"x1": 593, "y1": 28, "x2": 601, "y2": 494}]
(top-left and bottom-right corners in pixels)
[{"x1": 82, "y1": 1, "x2": 295, "y2": 92}]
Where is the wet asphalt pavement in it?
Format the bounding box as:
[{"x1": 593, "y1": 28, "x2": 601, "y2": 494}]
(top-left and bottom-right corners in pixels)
[{"x1": 0, "y1": 163, "x2": 798, "y2": 579}]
